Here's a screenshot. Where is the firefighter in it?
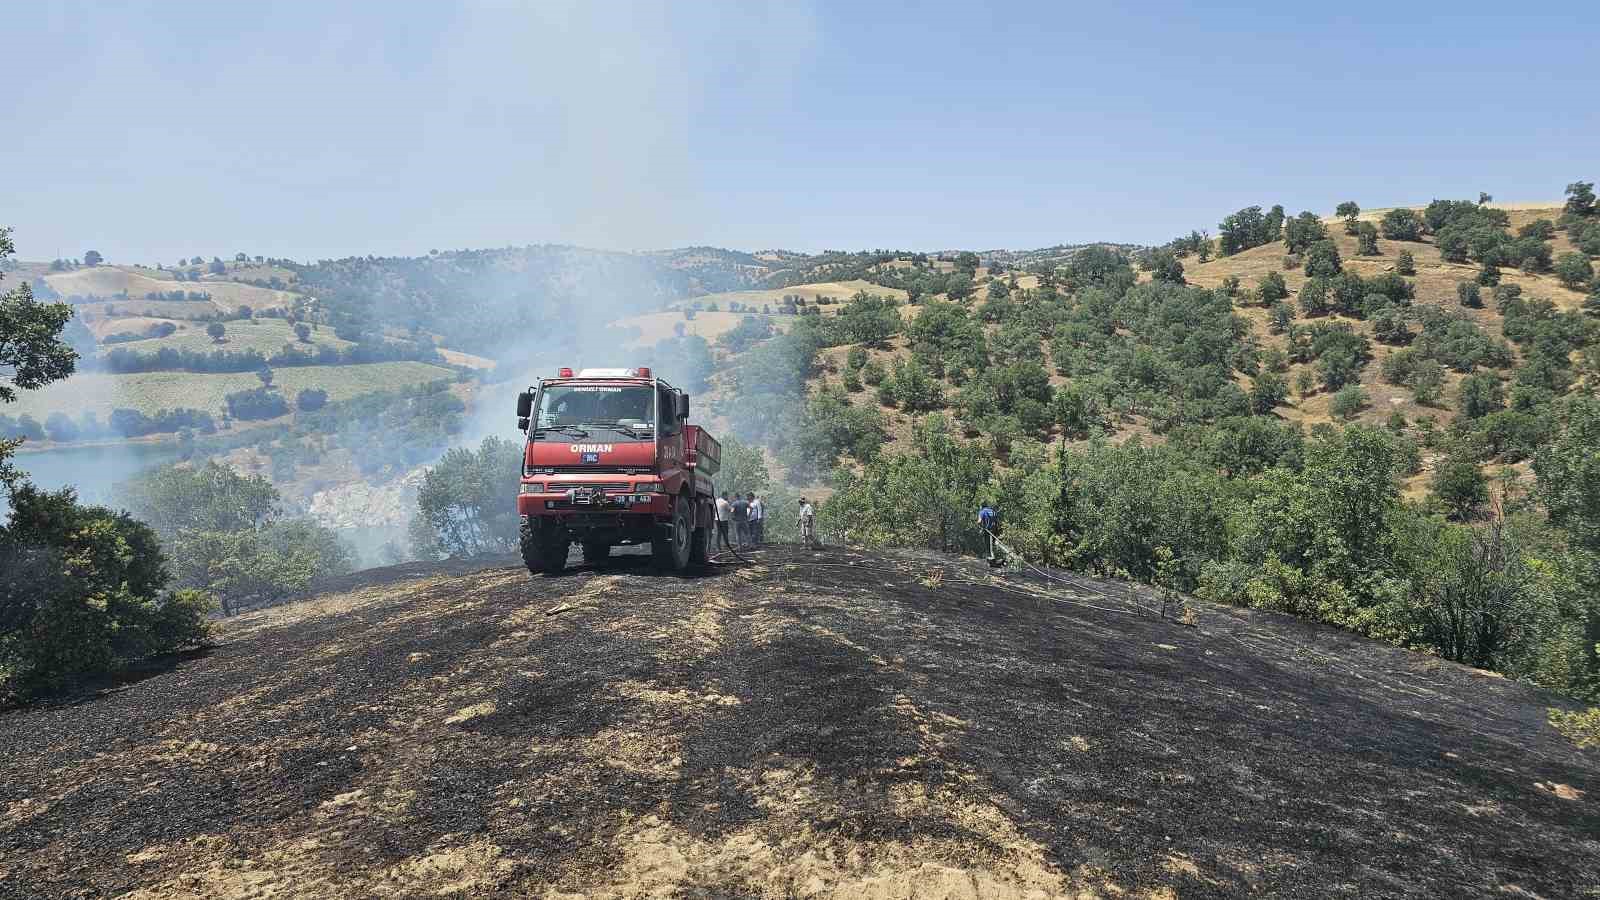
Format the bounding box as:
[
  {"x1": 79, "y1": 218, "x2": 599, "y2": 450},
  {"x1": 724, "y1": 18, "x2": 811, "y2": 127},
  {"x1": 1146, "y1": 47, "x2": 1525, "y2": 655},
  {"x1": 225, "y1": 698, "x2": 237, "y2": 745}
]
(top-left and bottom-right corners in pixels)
[
  {"x1": 798, "y1": 497, "x2": 818, "y2": 548},
  {"x1": 978, "y1": 502, "x2": 1001, "y2": 566}
]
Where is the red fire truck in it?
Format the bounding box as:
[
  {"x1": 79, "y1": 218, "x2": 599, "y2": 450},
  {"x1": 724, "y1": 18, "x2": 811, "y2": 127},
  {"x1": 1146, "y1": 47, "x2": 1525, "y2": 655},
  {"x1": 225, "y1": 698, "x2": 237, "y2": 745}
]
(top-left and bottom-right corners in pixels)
[{"x1": 515, "y1": 367, "x2": 720, "y2": 574}]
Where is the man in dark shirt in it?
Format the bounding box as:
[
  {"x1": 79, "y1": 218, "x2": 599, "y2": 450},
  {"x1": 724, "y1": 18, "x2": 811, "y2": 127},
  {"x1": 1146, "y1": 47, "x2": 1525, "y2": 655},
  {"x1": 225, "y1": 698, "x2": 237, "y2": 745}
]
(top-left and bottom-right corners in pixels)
[{"x1": 729, "y1": 494, "x2": 751, "y2": 548}]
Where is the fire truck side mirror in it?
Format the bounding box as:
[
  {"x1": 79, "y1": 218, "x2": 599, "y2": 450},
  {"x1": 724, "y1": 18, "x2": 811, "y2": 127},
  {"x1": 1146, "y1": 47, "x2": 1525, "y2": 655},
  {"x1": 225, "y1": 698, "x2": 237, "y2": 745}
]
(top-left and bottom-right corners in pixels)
[
  {"x1": 517, "y1": 417, "x2": 530, "y2": 431},
  {"x1": 516, "y1": 391, "x2": 533, "y2": 418},
  {"x1": 677, "y1": 393, "x2": 690, "y2": 420}
]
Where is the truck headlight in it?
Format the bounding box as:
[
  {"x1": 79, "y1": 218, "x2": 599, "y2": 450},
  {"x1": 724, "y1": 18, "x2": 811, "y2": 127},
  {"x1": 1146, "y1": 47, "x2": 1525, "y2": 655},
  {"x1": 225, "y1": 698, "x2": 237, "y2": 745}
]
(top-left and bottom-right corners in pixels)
[{"x1": 520, "y1": 482, "x2": 544, "y2": 494}]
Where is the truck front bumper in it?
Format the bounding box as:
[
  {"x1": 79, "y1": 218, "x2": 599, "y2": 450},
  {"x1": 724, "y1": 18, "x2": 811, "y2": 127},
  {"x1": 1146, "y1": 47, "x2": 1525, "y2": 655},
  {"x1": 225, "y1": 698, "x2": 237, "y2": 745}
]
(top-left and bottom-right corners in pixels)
[{"x1": 518, "y1": 491, "x2": 666, "y2": 518}]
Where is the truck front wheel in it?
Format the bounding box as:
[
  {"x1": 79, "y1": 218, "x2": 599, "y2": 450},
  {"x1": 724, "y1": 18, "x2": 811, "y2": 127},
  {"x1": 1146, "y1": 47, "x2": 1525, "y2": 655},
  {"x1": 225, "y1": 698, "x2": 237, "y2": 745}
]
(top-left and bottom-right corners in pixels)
[
  {"x1": 654, "y1": 498, "x2": 693, "y2": 573},
  {"x1": 539, "y1": 538, "x2": 570, "y2": 575}
]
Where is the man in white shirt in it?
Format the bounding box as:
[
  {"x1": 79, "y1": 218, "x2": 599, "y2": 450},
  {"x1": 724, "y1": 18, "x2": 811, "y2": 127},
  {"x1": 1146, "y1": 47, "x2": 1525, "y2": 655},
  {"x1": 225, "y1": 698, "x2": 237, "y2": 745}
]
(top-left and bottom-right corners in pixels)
[
  {"x1": 715, "y1": 492, "x2": 733, "y2": 550},
  {"x1": 798, "y1": 497, "x2": 817, "y2": 548},
  {"x1": 747, "y1": 492, "x2": 764, "y2": 545}
]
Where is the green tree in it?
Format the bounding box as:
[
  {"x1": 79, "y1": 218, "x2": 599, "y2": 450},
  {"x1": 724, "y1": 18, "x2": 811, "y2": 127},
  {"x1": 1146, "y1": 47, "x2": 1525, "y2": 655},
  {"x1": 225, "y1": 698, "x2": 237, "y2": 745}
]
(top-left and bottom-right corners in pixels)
[
  {"x1": 1202, "y1": 426, "x2": 1407, "y2": 632},
  {"x1": 821, "y1": 415, "x2": 993, "y2": 554},
  {"x1": 1396, "y1": 249, "x2": 1416, "y2": 275},
  {"x1": 1249, "y1": 370, "x2": 1288, "y2": 414},
  {"x1": 955, "y1": 251, "x2": 980, "y2": 275},
  {"x1": 1269, "y1": 300, "x2": 1294, "y2": 334},
  {"x1": 1, "y1": 484, "x2": 213, "y2": 698},
  {"x1": 1257, "y1": 271, "x2": 1288, "y2": 304},
  {"x1": 1284, "y1": 211, "x2": 1328, "y2": 253},
  {"x1": 1429, "y1": 450, "x2": 1487, "y2": 520},
  {"x1": 1380, "y1": 208, "x2": 1424, "y2": 241},
  {"x1": 207, "y1": 321, "x2": 226, "y2": 343},
  {"x1": 1356, "y1": 222, "x2": 1380, "y2": 256},
  {"x1": 1336, "y1": 201, "x2": 1361, "y2": 234},
  {"x1": 1329, "y1": 384, "x2": 1368, "y2": 420},
  {"x1": 1304, "y1": 239, "x2": 1343, "y2": 277},
  {"x1": 1456, "y1": 372, "x2": 1505, "y2": 419},
  {"x1": 83, "y1": 249, "x2": 103, "y2": 266},
  {"x1": 1298, "y1": 276, "x2": 1330, "y2": 317},
  {"x1": 1408, "y1": 359, "x2": 1446, "y2": 406},
  {"x1": 1555, "y1": 252, "x2": 1594, "y2": 290},
  {"x1": 1564, "y1": 181, "x2": 1596, "y2": 219},
  {"x1": 411, "y1": 436, "x2": 523, "y2": 559},
  {"x1": 1, "y1": 227, "x2": 78, "y2": 483},
  {"x1": 1477, "y1": 263, "x2": 1501, "y2": 287},
  {"x1": 294, "y1": 322, "x2": 312, "y2": 342},
  {"x1": 296, "y1": 388, "x2": 328, "y2": 411},
  {"x1": 1535, "y1": 398, "x2": 1600, "y2": 551},
  {"x1": 1457, "y1": 281, "x2": 1483, "y2": 308},
  {"x1": 1145, "y1": 248, "x2": 1185, "y2": 284}
]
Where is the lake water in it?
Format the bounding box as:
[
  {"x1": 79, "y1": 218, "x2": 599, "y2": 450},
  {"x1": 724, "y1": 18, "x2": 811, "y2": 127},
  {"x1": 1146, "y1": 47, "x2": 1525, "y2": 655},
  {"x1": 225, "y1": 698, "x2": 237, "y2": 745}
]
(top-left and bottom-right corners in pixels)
[{"x1": 8, "y1": 441, "x2": 182, "y2": 507}]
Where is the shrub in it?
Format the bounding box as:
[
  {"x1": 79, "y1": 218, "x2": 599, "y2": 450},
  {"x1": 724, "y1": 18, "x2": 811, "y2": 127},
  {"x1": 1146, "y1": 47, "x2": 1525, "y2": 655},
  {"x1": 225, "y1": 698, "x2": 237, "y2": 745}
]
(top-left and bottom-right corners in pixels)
[
  {"x1": 296, "y1": 388, "x2": 328, "y2": 411},
  {"x1": 1555, "y1": 252, "x2": 1594, "y2": 290},
  {"x1": 1396, "y1": 250, "x2": 1416, "y2": 275},
  {"x1": 1457, "y1": 282, "x2": 1483, "y2": 308},
  {"x1": 0, "y1": 484, "x2": 213, "y2": 699},
  {"x1": 845, "y1": 346, "x2": 868, "y2": 371},
  {"x1": 1305, "y1": 240, "x2": 1343, "y2": 277},
  {"x1": 1330, "y1": 384, "x2": 1368, "y2": 420},
  {"x1": 1355, "y1": 222, "x2": 1380, "y2": 256},
  {"x1": 1380, "y1": 208, "x2": 1424, "y2": 241},
  {"x1": 225, "y1": 387, "x2": 290, "y2": 421},
  {"x1": 1257, "y1": 271, "x2": 1289, "y2": 304}
]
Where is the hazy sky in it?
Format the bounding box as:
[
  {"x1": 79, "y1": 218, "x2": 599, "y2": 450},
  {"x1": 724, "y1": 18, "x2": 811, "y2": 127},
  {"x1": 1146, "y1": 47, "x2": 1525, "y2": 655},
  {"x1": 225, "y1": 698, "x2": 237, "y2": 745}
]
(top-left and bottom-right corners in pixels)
[{"x1": 4, "y1": 1, "x2": 1596, "y2": 263}]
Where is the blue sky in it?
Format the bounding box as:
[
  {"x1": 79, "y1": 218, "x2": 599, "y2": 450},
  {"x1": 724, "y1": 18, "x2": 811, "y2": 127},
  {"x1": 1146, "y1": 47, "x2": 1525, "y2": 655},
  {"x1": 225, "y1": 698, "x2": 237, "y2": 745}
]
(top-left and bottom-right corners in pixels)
[{"x1": 4, "y1": 1, "x2": 1596, "y2": 263}]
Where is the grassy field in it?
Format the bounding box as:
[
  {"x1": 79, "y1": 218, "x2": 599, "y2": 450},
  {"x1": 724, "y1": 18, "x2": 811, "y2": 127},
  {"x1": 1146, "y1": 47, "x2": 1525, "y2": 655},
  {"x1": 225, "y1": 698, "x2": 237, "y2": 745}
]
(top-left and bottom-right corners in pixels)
[
  {"x1": 7, "y1": 361, "x2": 456, "y2": 421},
  {"x1": 97, "y1": 316, "x2": 353, "y2": 356},
  {"x1": 42, "y1": 265, "x2": 300, "y2": 311},
  {"x1": 676, "y1": 279, "x2": 908, "y2": 310},
  {"x1": 617, "y1": 310, "x2": 784, "y2": 348}
]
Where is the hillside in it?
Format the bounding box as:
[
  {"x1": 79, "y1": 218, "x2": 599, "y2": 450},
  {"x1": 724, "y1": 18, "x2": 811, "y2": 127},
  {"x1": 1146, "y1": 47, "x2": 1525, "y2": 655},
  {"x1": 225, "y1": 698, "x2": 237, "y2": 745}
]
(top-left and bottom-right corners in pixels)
[
  {"x1": 2, "y1": 546, "x2": 1594, "y2": 898},
  {"x1": 4, "y1": 361, "x2": 458, "y2": 423},
  {"x1": 1182, "y1": 203, "x2": 1588, "y2": 429}
]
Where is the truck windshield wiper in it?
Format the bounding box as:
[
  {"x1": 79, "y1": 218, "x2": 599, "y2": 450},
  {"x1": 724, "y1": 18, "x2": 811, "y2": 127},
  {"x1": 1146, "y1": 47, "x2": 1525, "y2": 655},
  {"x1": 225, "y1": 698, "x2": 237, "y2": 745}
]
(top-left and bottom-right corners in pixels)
[
  {"x1": 581, "y1": 422, "x2": 653, "y2": 438},
  {"x1": 534, "y1": 424, "x2": 589, "y2": 438}
]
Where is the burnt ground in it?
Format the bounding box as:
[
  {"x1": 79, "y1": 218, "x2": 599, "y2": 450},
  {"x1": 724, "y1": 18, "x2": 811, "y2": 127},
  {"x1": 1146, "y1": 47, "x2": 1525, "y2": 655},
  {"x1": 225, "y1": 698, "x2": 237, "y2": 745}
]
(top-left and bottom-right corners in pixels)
[{"x1": 0, "y1": 544, "x2": 1596, "y2": 899}]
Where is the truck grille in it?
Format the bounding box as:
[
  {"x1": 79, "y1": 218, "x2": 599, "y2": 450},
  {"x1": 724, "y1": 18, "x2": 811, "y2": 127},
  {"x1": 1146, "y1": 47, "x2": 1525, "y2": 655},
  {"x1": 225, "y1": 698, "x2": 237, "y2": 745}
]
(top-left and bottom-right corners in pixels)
[{"x1": 559, "y1": 483, "x2": 629, "y2": 493}]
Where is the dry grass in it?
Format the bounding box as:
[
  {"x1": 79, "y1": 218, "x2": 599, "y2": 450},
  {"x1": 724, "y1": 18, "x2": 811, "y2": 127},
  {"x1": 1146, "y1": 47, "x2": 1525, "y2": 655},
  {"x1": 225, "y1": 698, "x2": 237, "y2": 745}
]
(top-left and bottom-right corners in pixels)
[
  {"x1": 95, "y1": 316, "x2": 353, "y2": 357},
  {"x1": 42, "y1": 265, "x2": 300, "y2": 312},
  {"x1": 676, "y1": 279, "x2": 908, "y2": 311},
  {"x1": 6, "y1": 361, "x2": 457, "y2": 421}
]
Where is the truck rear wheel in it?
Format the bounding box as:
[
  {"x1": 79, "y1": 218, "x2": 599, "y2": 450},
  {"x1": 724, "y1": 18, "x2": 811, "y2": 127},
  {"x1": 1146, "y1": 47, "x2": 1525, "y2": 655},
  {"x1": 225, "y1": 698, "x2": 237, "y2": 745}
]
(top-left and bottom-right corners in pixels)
[
  {"x1": 690, "y1": 525, "x2": 709, "y2": 569},
  {"x1": 654, "y1": 498, "x2": 693, "y2": 573},
  {"x1": 581, "y1": 541, "x2": 611, "y2": 566}
]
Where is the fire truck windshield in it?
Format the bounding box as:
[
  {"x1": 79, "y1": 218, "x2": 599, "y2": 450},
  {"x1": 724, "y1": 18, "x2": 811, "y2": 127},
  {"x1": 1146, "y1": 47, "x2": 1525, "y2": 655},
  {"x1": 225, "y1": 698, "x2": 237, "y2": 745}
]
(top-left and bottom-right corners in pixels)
[{"x1": 535, "y1": 384, "x2": 655, "y2": 438}]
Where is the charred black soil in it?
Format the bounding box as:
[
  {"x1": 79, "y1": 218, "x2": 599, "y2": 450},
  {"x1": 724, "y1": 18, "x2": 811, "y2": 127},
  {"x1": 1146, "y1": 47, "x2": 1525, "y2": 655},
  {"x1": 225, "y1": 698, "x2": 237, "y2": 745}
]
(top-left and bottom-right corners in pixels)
[{"x1": 1, "y1": 545, "x2": 1595, "y2": 898}]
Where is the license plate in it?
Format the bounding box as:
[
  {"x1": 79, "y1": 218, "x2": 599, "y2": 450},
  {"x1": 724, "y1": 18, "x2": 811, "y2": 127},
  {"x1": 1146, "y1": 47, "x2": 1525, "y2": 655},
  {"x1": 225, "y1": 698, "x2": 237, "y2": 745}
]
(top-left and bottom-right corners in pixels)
[{"x1": 581, "y1": 452, "x2": 599, "y2": 463}]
